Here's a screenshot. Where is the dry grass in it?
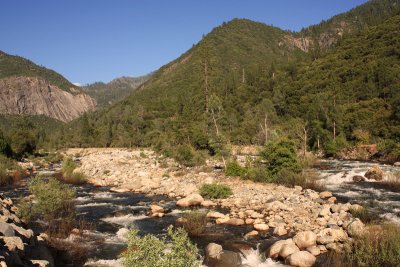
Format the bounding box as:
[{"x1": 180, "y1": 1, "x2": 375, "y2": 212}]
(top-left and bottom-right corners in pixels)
[
  {"x1": 178, "y1": 211, "x2": 208, "y2": 236},
  {"x1": 375, "y1": 171, "x2": 400, "y2": 192}
]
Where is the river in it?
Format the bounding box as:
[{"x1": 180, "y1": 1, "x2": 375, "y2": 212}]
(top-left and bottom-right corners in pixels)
[{"x1": 1, "y1": 159, "x2": 399, "y2": 266}]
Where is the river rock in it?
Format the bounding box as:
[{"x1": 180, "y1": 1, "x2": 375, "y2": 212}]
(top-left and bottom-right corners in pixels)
[
  {"x1": 176, "y1": 193, "x2": 204, "y2": 207},
  {"x1": 253, "y1": 223, "x2": 269, "y2": 231},
  {"x1": 267, "y1": 239, "x2": 294, "y2": 259},
  {"x1": 364, "y1": 165, "x2": 383, "y2": 181},
  {"x1": 279, "y1": 243, "x2": 300, "y2": 259},
  {"x1": 244, "y1": 230, "x2": 259, "y2": 238},
  {"x1": 0, "y1": 222, "x2": 15, "y2": 237},
  {"x1": 2, "y1": 236, "x2": 24, "y2": 253},
  {"x1": 346, "y1": 219, "x2": 365, "y2": 237},
  {"x1": 394, "y1": 162, "x2": 400, "y2": 167},
  {"x1": 207, "y1": 211, "x2": 226, "y2": 219},
  {"x1": 317, "y1": 228, "x2": 348, "y2": 244},
  {"x1": 204, "y1": 243, "x2": 242, "y2": 267},
  {"x1": 150, "y1": 204, "x2": 164, "y2": 214},
  {"x1": 319, "y1": 191, "x2": 333, "y2": 199},
  {"x1": 201, "y1": 200, "x2": 216, "y2": 207},
  {"x1": 285, "y1": 251, "x2": 316, "y2": 267},
  {"x1": 293, "y1": 231, "x2": 317, "y2": 250},
  {"x1": 352, "y1": 175, "x2": 366, "y2": 182},
  {"x1": 306, "y1": 246, "x2": 320, "y2": 256},
  {"x1": 273, "y1": 225, "x2": 288, "y2": 236},
  {"x1": 225, "y1": 218, "x2": 245, "y2": 226}
]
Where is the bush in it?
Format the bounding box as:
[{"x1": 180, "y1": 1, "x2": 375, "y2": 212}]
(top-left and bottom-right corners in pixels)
[
  {"x1": 174, "y1": 144, "x2": 205, "y2": 167},
  {"x1": 199, "y1": 183, "x2": 232, "y2": 199},
  {"x1": 260, "y1": 139, "x2": 302, "y2": 177},
  {"x1": 123, "y1": 227, "x2": 199, "y2": 267},
  {"x1": 225, "y1": 161, "x2": 246, "y2": 177},
  {"x1": 61, "y1": 156, "x2": 77, "y2": 176},
  {"x1": 180, "y1": 211, "x2": 207, "y2": 236},
  {"x1": 60, "y1": 156, "x2": 86, "y2": 184},
  {"x1": 44, "y1": 152, "x2": 64, "y2": 163},
  {"x1": 243, "y1": 166, "x2": 268, "y2": 182},
  {"x1": 19, "y1": 176, "x2": 76, "y2": 222}
]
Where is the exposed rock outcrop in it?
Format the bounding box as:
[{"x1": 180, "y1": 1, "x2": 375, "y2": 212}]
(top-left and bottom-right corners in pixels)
[{"x1": 0, "y1": 76, "x2": 96, "y2": 122}]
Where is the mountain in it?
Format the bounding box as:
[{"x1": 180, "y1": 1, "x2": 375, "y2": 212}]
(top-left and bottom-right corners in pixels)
[
  {"x1": 40, "y1": 0, "x2": 400, "y2": 163},
  {"x1": 288, "y1": 0, "x2": 400, "y2": 56},
  {"x1": 0, "y1": 51, "x2": 96, "y2": 122},
  {"x1": 82, "y1": 75, "x2": 151, "y2": 108}
]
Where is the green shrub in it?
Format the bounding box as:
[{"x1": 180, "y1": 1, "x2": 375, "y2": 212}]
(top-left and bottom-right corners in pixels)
[
  {"x1": 199, "y1": 183, "x2": 232, "y2": 199},
  {"x1": 243, "y1": 166, "x2": 268, "y2": 182},
  {"x1": 260, "y1": 139, "x2": 302, "y2": 177},
  {"x1": 180, "y1": 211, "x2": 207, "y2": 236},
  {"x1": 225, "y1": 161, "x2": 246, "y2": 177},
  {"x1": 61, "y1": 156, "x2": 77, "y2": 176},
  {"x1": 123, "y1": 227, "x2": 199, "y2": 267},
  {"x1": 275, "y1": 169, "x2": 306, "y2": 187},
  {"x1": 20, "y1": 176, "x2": 76, "y2": 222},
  {"x1": 174, "y1": 144, "x2": 205, "y2": 167}
]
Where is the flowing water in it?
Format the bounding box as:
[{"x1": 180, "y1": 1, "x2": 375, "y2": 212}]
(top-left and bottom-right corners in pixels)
[
  {"x1": 316, "y1": 160, "x2": 400, "y2": 224},
  {"x1": 1, "y1": 160, "x2": 399, "y2": 266}
]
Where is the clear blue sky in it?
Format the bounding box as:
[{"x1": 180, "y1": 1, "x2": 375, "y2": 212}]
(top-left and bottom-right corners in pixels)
[{"x1": 0, "y1": 0, "x2": 368, "y2": 85}]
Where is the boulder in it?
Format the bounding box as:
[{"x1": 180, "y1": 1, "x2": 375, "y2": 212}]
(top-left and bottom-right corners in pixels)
[
  {"x1": 279, "y1": 244, "x2": 300, "y2": 259},
  {"x1": 225, "y1": 218, "x2": 245, "y2": 226},
  {"x1": 347, "y1": 219, "x2": 365, "y2": 237},
  {"x1": 176, "y1": 194, "x2": 204, "y2": 207},
  {"x1": 244, "y1": 230, "x2": 259, "y2": 238},
  {"x1": 207, "y1": 211, "x2": 226, "y2": 219},
  {"x1": 394, "y1": 162, "x2": 400, "y2": 167},
  {"x1": 306, "y1": 246, "x2": 320, "y2": 256},
  {"x1": 150, "y1": 204, "x2": 164, "y2": 214},
  {"x1": 319, "y1": 191, "x2": 333, "y2": 199},
  {"x1": 204, "y1": 243, "x2": 242, "y2": 267},
  {"x1": 253, "y1": 223, "x2": 269, "y2": 231},
  {"x1": 201, "y1": 200, "x2": 216, "y2": 207},
  {"x1": 352, "y1": 175, "x2": 366, "y2": 182},
  {"x1": 273, "y1": 226, "x2": 288, "y2": 236},
  {"x1": 364, "y1": 165, "x2": 384, "y2": 181},
  {"x1": 2, "y1": 236, "x2": 24, "y2": 254},
  {"x1": 267, "y1": 239, "x2": 294, "y2": 259},
  {"x1": 293, "y1": 231, "x2": 317, "y2": 250},
  {"x1": 285, "y1": 251, "x2": 316, "y2": 267},
  {"x1": 317, "y1": 228, "x2": 348, "y2": 244},
  {"x1": 0, "y1": 222, "x2": 15, "y2": 237}
]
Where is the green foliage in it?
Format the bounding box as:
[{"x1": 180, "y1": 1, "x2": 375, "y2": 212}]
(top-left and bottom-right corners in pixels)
[
  {"x1": 180, "y1": 211, "x2": 207, "y2": 236},
  {"x1": 123, "y1": 227, "x2": 199, "y2": 267},
  {"x1": 21, "y1": 176, "x2": 76, "y2": 221},
  {"x1": 199, "y1": 183, "x2": 232, "y2": 199},
  {"x1": 225, "y1": 160, "x2": 246, "y2": 177},
  {"x1": 260, "y1": 139, "x2": 302, "y2": 177},
  {"x1": 61, "y1": 156, "x2": 77, "y2": 177},
  {"x1": 0, "y1": 130, "x2": 11, "y2": 157},
  {"x1": 174, "y1": 144, "x2": 205, "y2": 167}
]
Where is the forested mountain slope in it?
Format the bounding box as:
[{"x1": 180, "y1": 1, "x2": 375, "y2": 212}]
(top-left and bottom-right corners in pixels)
[{"x1": 83, "y1": 75, "x2": 151, "y2": 108}]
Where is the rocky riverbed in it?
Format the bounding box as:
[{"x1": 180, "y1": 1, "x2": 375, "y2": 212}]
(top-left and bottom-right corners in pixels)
[{"x1": 62, "y1": 148, "x2": 368, "y2": 267}]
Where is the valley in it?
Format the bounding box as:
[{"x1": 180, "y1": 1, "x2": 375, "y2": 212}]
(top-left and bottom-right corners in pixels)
[{"x1": 1, "y1": 0, "x2": 400, "y2": 266}]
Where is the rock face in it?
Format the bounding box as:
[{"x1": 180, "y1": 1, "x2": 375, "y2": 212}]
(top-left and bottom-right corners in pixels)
[
  {"x1": 0, "y1": 77, "x2": 96, "y2": 122},
  {"x1": 0, "y1": 194, "x2": 54, "y2": 266},
  {"x1": 364, "y1": 165, "x2": 384, "y2": 181}
]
